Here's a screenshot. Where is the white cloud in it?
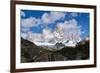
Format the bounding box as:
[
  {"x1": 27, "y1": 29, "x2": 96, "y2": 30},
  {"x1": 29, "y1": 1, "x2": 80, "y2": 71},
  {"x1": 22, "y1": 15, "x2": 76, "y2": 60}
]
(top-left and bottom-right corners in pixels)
[
  {"x1": 56, "y1": 19, "x2": 79, "y2": 31},
  {"x1": 42, "y1": 28, "x2": 54, "y2": 42},
  {"x1": 50, "y1": 12, "x2": 66, "y2": 22},
  {"x1": 26, "y1": 32, "x2": 43, "y2": 42},
  {"x1": 21, "y1": 27, "x2": 30, "y2": 32},
  {"x1": 21, "y1": 17, "x2": 41, "y2": 28},
  {"x1": 41, "y1": 11, "x2": 66, "y2": 25},
  {"x1": 55, "y1": 19, "x2": 81, "y2": 42},
  {"x1": 41, "y1": 13, "x2": 51, "y2": 24},
  {"x1": 21, "y1": 11, "x2": 25, "y2": 17},
  {"x1": 21, "y1": 11, "x2": 66, "y2": 33},
  {"x1": 26, "y1": 28, "x2": 55, "y2": 44},
  {"x1": 70, "y1": 12, "x2": 78, "y2": 17}
]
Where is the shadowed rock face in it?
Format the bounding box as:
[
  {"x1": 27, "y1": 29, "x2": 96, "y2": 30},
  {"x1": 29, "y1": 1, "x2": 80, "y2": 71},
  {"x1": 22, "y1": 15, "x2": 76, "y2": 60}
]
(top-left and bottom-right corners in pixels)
[
  {"x1": 21, "y1": 37, "x2": 40, "y2": 62},
  {"x1": 21, "y1": 37, "x2": 89, "y2": 63},
  {"x1": 55, "y1": 42, "x2": 65, "y2": 49}
]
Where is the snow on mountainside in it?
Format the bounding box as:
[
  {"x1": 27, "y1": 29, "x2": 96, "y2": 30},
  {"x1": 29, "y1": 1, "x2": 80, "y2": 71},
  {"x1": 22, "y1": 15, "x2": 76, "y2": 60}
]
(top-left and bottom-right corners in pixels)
[
  {"x1": 64, "y1": 41, "x2": 76, "y2": 47},
  {"x1": 34, "y1": 41, "x2": 54, "y2": 46},
  {"x1": 26, "y1": 33, "x2": 80, "y2": 49},
  {"x1": 28, "y1": 39, "x2": 78, "y2": 51},
  {"x1": 27, "y1": 36, "x2": 89, "y2": 50}
]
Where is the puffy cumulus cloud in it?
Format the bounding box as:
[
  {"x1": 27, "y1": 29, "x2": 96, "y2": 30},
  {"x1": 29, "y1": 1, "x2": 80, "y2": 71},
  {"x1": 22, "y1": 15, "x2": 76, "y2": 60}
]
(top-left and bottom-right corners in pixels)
[
  {"x1": 41, "y1": 12, "x2": 66, "y2": 25},
  {"x1": 50, "y1": 12, "x2": 66, "y2": 22},
  {"x1": 55, "y1": 19, "x2": 81, "y2": 42},
  {"x1": 56, "y1": 19, "x2": 80, "y2": 33},
  {"x1": 26, "y1": 28, "x2": 55, "y2": 44},
  {"x1": 21, "y1": 17, "x2": 41, "y2": 28},
  {"x1": 26, "y1": 32, "x2": 43, "y2": 42},
  {"x1": 26, "y1": 30, "x2": 56, "y2": 44},
  {"x1": 21, "y1": 11, "x2": 66, "y2": 29},
  {"x1": 42, "y1": 28, "x2": 54, "y2": 42},
  {"x1": 20, "y1": 15, "x2": 41, "y2": 39},
  {"x1": 56, "y1": 19, "x2": 78, "y2": 30},
  {"x1": 21, "y1": 11, "x2": 25, "y2": 17},
  {"x1": 41, "y1": 13, "x2": 51, "y2": 24},
  {"x1": 63, "y1": 19, "x2": 80, "y2": 30}
]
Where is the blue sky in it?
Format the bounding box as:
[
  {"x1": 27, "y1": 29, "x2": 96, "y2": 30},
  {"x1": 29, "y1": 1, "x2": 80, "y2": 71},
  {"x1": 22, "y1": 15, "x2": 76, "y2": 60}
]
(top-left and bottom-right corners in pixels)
[{"x1": 20, "y1": 10, "x2": 90, "y2": 40}]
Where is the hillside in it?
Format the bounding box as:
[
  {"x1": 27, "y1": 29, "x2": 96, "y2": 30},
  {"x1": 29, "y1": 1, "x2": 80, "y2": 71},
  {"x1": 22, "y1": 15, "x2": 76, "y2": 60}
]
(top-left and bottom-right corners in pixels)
[{"x1": 21, "y1": 37, "x2": 89, "y2": 63}]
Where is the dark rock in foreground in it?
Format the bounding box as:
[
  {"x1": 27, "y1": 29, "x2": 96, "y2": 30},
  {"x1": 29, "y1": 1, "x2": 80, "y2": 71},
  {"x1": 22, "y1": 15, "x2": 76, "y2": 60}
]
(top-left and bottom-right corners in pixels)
[{"x1": 21, "y1": 37, "x2": 89, "y2": 63}]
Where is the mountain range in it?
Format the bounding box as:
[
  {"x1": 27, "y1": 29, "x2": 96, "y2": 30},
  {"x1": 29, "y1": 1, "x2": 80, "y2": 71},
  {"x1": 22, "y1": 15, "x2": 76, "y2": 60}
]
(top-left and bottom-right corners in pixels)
[{"x1": 21, "y1": 37, "x2": 89, "y2": 63}]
